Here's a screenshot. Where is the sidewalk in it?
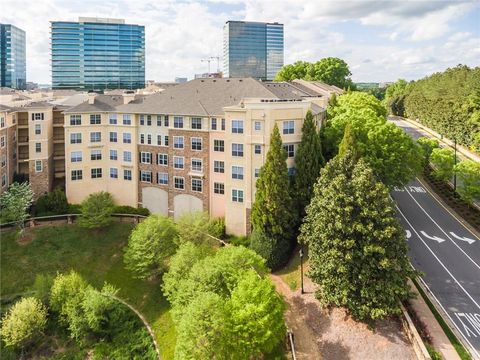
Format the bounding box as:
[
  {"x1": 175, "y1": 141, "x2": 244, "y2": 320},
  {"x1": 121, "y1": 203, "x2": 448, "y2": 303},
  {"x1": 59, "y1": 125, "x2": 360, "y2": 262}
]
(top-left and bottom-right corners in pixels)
[{"x1": 408, "y1": 279, "x2": 461, "y2": 360}]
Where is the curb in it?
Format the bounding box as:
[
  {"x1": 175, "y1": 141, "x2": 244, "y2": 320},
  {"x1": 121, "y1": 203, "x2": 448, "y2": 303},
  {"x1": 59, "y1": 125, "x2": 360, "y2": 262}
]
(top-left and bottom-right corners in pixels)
[{"x1": 400, "y1": 303, "x2": 432, "y2": 360}]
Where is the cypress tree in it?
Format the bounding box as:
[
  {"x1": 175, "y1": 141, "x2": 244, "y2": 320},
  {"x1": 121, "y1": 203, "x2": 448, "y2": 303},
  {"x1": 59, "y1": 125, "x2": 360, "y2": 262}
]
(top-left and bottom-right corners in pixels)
[
  {"x1": 338, "y1": 123, "x2": 362, "y2": 161},
  {"x1": 294, "y1": 110, "x2": 324, "y2": 221}
]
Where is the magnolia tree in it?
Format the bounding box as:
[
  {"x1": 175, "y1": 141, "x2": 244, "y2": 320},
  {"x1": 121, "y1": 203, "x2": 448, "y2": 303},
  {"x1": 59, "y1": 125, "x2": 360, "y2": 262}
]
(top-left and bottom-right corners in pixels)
[{"x1": 0, "y1": 182, "x2": 34, "y2": 233}]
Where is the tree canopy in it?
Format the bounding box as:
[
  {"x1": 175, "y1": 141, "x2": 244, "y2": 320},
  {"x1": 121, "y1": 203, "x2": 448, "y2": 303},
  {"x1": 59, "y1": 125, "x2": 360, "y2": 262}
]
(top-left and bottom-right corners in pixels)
[
  {"x1": 0, "y1": 182, "x2": 34, "y2": 231},
  {"x1": 78, "y1": 191, "x2": 115, "y2": 229},
  {"x1": 430, "y1": 147, "x2": 456, "y2": 182},
  {"x1": 454, "y1": 160, "x2": 480, "y2": 204}
]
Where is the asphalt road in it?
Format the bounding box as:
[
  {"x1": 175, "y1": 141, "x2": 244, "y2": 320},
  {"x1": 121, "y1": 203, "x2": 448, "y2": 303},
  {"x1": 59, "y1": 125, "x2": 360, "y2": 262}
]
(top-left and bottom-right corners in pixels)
[{"x1": 390, "y1": 117, "x2": 480, "y2": 358}]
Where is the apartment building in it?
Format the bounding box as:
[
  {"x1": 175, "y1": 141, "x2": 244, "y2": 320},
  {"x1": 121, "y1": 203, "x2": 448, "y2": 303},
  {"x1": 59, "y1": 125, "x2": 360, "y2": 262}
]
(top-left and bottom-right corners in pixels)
[
  {"x1": 61, "y1": 78, "x2": 340, "y2": 235},
  {"x1": 0, "y1": 104, "x2": 16, "y2": 190}
]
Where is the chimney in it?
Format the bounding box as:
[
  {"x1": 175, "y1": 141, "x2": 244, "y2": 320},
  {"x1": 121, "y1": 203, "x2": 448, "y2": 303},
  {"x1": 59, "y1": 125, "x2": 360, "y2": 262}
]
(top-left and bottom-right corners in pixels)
[
  {"x1": 88, "y1": 93, "x2": 96, "y2": 104},
  {"x1": 123, "y1": 91, "x2": 135, "y2": 104}
]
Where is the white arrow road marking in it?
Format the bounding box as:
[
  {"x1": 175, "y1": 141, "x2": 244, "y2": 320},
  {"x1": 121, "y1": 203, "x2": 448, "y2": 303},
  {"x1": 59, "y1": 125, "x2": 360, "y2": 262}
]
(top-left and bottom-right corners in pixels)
[
  {"x1": 450, "y1": 232, "x2": 476, "y2": 245},
  {"x1": 406, "y1": 230, "x2": 411, "y2": 239},
  {"x1": 420, "y1": 231, "x2": 445, "y2": 243}
]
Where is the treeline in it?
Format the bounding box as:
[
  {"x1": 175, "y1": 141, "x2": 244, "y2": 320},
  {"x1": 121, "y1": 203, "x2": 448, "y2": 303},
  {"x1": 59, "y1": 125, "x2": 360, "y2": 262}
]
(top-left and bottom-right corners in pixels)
[{"x1": 385, "y1": 65, "x2": 480, "y2": 152}]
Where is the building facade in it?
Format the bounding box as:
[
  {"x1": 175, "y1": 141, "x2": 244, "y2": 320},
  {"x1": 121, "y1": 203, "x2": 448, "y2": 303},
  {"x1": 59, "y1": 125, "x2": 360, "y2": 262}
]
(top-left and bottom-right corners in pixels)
[
  {"x1": 223, "y1": 21, "x2": 284, "y2": 81},
  {"x1": 0, "y1": 24, "x2": 27, "y2": 90},
  {"x1": 51, "y1": 17, "x2": 145, "y2": 90}
]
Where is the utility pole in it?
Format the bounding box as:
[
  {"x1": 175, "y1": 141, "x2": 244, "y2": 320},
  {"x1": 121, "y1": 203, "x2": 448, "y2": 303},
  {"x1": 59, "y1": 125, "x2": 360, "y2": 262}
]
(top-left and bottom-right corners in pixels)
[
  {"x1": 201, "y1": 58, "x2": 212, "y2": 73},
  {"x1": 299, "y1": 246, "x2": 304, "y2": 294}
]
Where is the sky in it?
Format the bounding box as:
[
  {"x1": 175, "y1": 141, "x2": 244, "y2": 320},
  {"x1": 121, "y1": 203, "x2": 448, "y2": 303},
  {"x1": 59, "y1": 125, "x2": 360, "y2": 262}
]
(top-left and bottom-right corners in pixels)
[{"x1": 1, "y1": 0, "x2": 479, "y2": 84}]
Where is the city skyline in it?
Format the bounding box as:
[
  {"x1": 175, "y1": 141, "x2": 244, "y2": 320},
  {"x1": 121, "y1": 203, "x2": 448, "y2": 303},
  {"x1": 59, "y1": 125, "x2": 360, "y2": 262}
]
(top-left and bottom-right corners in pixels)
[{"x1": 0, "y1": 0, "x2": 479, "y2": 84}]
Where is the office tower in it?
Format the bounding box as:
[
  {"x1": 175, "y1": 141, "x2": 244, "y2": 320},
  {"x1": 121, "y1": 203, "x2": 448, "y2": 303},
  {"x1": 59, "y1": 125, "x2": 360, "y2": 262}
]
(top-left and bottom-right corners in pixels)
[
  {"x1": 0, "y1": 24, "x2": 26, "y2": 89},
  {"x1": 51, "y1": 17, "x2": 145, "y2": 90},
  {"x1": 223, "y1": 21, "x2": 284, "y2": 81}
]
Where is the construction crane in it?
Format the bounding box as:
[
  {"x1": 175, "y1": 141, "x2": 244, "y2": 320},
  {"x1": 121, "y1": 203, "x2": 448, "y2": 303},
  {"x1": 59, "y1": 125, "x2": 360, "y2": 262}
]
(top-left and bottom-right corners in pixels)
[
  {"x1": 201, "y1": 58, "x2": 212, "y2": 73},
  {"x1": 210, "y1": 56, "x2": 220, "y2": 73}
]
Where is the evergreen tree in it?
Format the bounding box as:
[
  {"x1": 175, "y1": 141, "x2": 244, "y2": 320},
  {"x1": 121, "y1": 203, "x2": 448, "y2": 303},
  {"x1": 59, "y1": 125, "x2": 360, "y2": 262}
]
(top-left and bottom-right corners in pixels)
[
  {"x1": 294, "y1": 110, "x2": 323, "y2": 221},
  {"x1": 299, "y1": 152, "x2": 415, "y2": 321},
  {"x1": 338, "y1": 123, "x2": 362, "y2": 161}
]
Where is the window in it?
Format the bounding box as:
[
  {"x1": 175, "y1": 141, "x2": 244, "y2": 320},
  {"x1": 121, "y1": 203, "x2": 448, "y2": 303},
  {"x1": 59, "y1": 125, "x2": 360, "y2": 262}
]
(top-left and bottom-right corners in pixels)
[
  {"x1": 91, "y1": 149, "x2": 102, "y2": 160},
  {"x1": 283, "y1": 144, "x2": 295, "y2": 158},
  {"x1": 2, "y1": 174, "x2": 6, "y2": 187},
  {"x1": 34, "y1": 161, "x2": 42, "y2": 173},
  {"x1": 71, "y1": 169, "x2": 82, "y2": 181},
  {"x1": 192, "y1": 178, "x2": 202, "y2": 192},
  {"x1": 141, "y1": 171, "x2": 152, "y2": 183},
  {"x1": 254, "y1": 144, "x2": 262, "y2": 154},
  {"x1": 211, "y1": 118, "x2": 217, "y2": 130},
  {"x1": 174, "y1": 116, "x2": 183, "y2": 128},
  {"x1": 32, "y1": 113, "x2": 44, "y2": 121},
  {"x1": 173, "y1": 136, "x2": 184, "y2": 149},
  {"x1": 70, "y1": 133, "x2": 81, "y2": 144},
  {"x1": 71, "y1": 151, "x2": 82, "y2": 162},
  {"x1": 147, "y1": 134, "x2": 152, "y2": 145},
  {"x1": 139, "y1": 115, "x2": 144, "y2": 126},
  {"x1": 123, "y1": 151, "x2": 132, "y2": 162},
  {"x1": 110, "y1": 149, "x2": 117, "y2": 160},
  {"x1": 283, "y1": 120, "x2": 295, "y2": 134},
  {"x1": 140, "y1": 134, "x2": 145, "y2": 144},
  {"x1": 157, "y1": 135, "x2": 162, "y2": 146},
  {"x1": 214, "y1": 182, "x2": 225, "y2": 194},
  {"x1": 146, "y1": 115, "x2": 152, "y2": 126},
  {"x1": 35, "y1": 124, "x2": 41, "y2": 135},
  {"x1": 174, "y1": 177, "x2": 185, "y2": 190},
  {"x1": 157, "y1": 115, "x2": 162, "y2": 126},
  {"x1": 191, "y1": 117, "x2": 202, "y2": 129},
  {"x1": 164, "y1": 115, "x2": 169, "y2": 127},
  {"x1": 191, "y1": 137, "x2": 202, "y2": 151},
  {"x1": 91, "y1": 168, "x2": 102, "y2": 179},
  {"x1": 70, "y1": 114, "x2": 81, "y2": 125},
  {"x1": 123, "y1": 114, "x2": 131, "y2": 125},
  {"x1": 123, "y1": 133, "x2": 132, "y2": 144},
  {"x1": 0, "y1": 136, "x2": 5, "y2": 147},
  {"x1": 255, "y1": 121, "x2": 261, "y2": 131},
  {"x1": 90, "y1": 132, "x2": 101, "y2": 143},
  {"x1": 158, "y1": 172, "x2": 168, "y2": 184},
  {"x1": 35, "y1": 143, "x2": 41, "y2": 153},
  {"x1": 232, "y1": 143, "x2": 244, "y2": 157},
  {"x1": 174, "y1": 156, "x2": 184, "y2": 169},
  {"x1": 288, "y1": 167, "x2": 296, "y2": 177},
  {"x1": 110, "y1": 168, "x2": 118, "y2": 179},
  {"x1": 164, "y1": 136, "x2": 169, "y2": 146},
  {"x1": 191, "y1": 158, "x2": 202, "y2": 172},
  {"x1": 109, "y1": 132, "x2": 117, "y2": 142},
  {"x1": 232, "y1": 189, "x2": 244, "y2": 203},
  {"x1": 109, "y1": 114, "x2": 117, "y2": 124},
  {"x1": 141, "y1": 152, "x2": 152, "y2": 164},
  {"x1": 232, "y1": 120, "x2": 244, "y2": 134},
  {"x1": 0, "y1": 117, "x2": 4, "y2": 128},
  {"x1": 214, "y1": 160, "x2": 224, "y2": 173},
  {"x1": 90, "y1": 114, "x2": 101, "y2": 125},
  {"x1": 124, "y1": 169, "x2": 132, "y2": 181},
  {"x1": 232, "y1": 166, "x2": 244, "y2": 180},
  {"x1": 1, "y1": 155, "x2": 5, "y2": 167},
  {"x1": 157, "y1": 153, "x2": 168, "y2": 166},
  {"x1": 254, "y1": 168, "x2": 260, "y2": 177},
  {"x1": 221, "y1": 118, "x2": 225, "y2": 131},
  {"x1": 214, "y1": 139, "x2": 224, "y2": 152}
]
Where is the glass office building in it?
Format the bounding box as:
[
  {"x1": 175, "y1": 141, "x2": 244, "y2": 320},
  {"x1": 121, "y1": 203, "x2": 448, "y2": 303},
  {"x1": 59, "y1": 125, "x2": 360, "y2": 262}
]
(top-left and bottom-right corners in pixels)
[
  {"x1": 223, "y1": 21, "x2": 284, "y2": 81},
  {"x1": 51, "y1": 17, "x2": 145, "y2": 90},
  {"x1": 0, "y1": 24, "x2": 26, "y2": 89}
]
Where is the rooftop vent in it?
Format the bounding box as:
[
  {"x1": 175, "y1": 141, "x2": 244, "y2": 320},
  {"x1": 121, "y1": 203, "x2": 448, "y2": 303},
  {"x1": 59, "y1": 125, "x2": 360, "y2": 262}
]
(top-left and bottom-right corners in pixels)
[{"x1": 226, "y1": 79, "x2": 230, "y2": 82}]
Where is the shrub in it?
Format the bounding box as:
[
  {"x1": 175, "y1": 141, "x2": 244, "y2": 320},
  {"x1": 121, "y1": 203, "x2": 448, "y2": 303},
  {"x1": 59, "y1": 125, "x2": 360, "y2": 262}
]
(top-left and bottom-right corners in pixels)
[
  {"x1": 31, "y1": 274, "x2": 54, "y2": 305},
  {"x1": 417, "y1": 137, "x2": 439, "y2": 167},
  {"x1": 430, "y1": 147, "x2": 455, "y2": 182},
  {"x1": 1, "y1": 297, "x2": 47, "y2": 349},
  {"x1": 176, "y1": 212, "x2": 223, "y2": 246},
  {"x1": 113, "y1": 205, "x2": 150, "y2": 216},
  {"x1": 35, "y1": 187, "x2": 68, "y2": 216},
  {"x1": 250, "y1": 230, "x2": 292, "y2": 271},
  {"x1": 78, "y1": 192, "x2": 115, "y2": 229}
]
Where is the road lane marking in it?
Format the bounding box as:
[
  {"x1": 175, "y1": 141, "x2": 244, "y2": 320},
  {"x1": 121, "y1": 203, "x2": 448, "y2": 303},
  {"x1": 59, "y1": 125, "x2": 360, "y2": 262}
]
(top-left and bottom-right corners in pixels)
[
  {"x1": 455, "y1": 313, "x2": 480, "y2": 338},
  {"x1": 406, "y1": 230, "x2": 411, "y2": 239},
  {"x1": 404, "y1": 187, "x2": 480, "y2": 271},
  {"x1": 451, "y1": 232, "x2": 476, "y2": 245},
  {"x1": 420, "y1": 231, "x2": 445, "y2": 243},
  {"x1": 395, "y1": 204, "x2": 480, "y2": 310}
]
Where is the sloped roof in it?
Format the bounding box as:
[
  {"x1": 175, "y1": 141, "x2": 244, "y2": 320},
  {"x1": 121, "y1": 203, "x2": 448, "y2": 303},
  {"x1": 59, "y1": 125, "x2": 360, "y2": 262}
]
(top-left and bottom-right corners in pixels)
[{"x1": 64, "y1": 95, "x2": 126, "y2": 113}]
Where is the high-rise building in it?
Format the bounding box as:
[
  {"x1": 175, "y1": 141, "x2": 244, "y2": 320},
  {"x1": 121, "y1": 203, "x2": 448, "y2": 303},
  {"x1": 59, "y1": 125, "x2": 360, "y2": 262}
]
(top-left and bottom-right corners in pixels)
[
  {"x1": 223, "y1": 21, "x2": 284, "y2": 81},
  {"x1": 0, "y1": 24, "x2": 27, "y2": 90},
  {"x1": 51, "y1": 17, "x2": 145, "y2": 90}
]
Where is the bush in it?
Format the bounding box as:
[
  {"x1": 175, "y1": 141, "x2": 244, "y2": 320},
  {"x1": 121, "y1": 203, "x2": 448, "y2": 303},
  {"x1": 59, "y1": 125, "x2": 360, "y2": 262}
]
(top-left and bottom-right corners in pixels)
[
  {"x1": 67, "y1": 204, "x2": 82, "y2": 214},
  {"x1": 417, "y1": 137, "x2": 439, "y2": 167},
  {"x1": 176, "y1": 212, "x2": 224, "y2": 246},
  {"x1": 209, "y1": 217, "x2": 225, "y2": 239},
  {"x1": 31, "y1": 274, "x2": 54, "y2": 305},
  {"x1": 250, "y1": 230, "x2": 292, "y2": 271},
  {"x1": 1, "y1": 297, "x2": 47, "y2": 349},
  {"x1": 113, "y1": 205, "x2": 150, "y2": 216},
  {"x1": 430, "y1": 147, "x2": 455, "y2": 182},
  {"x1": 78, "y1": 192, "x2": 115, "y2": 229},
  {"x1": 35, "y1": 187, "x2": 68, "y2": 216}
]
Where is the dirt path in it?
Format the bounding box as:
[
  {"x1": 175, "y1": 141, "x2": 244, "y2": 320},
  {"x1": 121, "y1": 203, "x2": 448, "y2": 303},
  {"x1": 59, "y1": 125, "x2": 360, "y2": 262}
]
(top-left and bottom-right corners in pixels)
[{"x1": 271, "y1": 274, "x2": 416, "y2": 360}]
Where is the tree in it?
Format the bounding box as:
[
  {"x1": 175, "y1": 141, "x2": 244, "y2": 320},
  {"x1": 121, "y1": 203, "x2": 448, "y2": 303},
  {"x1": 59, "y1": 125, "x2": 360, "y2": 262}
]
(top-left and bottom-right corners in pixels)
[
  {"x1": 228, "y1": 270, "x2": 286, "y2": 358},
  {"x1": 35, "y1": 187, "x2": 68, "y2": 216},
  {"x1": 174, "y1": 292, "x2": 230, "y2": 360},
  {"x1": 78, "y1": 191, "x2": 115, "y2": 229},
  {"x1": 31, "y1": 274, "x2": 54, "y2": 305},
  {"x1": 417, "y1": 137, "x2": 440, "y2": 167},
  {"x1": 251, "y1": 124, "x2": 295, "y2": 269},
  {"x1": 294, "y1": 110, "x2": 324, "y2": 220},
  {"x1": 0, "y1": 182, "x2": 33, "y2": 233},
  {"x1": 273, "y1": 60, "x2": 310, "y2": 81},
  {"x1": 454, "y1": 160, "x2": 480, "y2": 204},
  {"x1": 124, "y1": 215, "x2": 178, "y2": 279},
  {"x1": 175, "y1": 211, "x2": 224, "y2": 245},
  {"x1": 384, "y1": 79, "x2": 411, "y2": 116},
  {"x1": 338, "y1": 123, "x2": 362, "y2": 160},
  {"x1": 299, "y1": 153, "x2": 415, "y2": 321},
  {"x1": 1, "y1": 297, "x2": 47, "y2": 349},
  {"x1": 430, "y1": 147, "x2": 456, "y2": 182}
]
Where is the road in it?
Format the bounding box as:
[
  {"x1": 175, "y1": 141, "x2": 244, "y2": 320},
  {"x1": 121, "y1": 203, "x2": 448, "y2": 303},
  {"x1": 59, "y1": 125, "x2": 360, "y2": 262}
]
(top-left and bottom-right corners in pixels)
[{"x1": 390, "y1": 117, "x2": 480, "y2": 358}]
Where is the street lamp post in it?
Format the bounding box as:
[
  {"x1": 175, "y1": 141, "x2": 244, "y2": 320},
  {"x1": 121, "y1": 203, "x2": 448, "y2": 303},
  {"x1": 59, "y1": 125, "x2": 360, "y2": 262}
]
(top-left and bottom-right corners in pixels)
[
  {"x1": 299, "y1": 246, "x2": 304, "y2": 294},
  {"x1": 453, "y1": 138, "x2": 457, "y2": 192}
]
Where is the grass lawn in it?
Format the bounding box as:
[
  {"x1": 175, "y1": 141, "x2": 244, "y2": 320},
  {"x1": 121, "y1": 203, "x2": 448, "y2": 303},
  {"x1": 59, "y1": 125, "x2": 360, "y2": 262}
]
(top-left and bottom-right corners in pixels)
[
  {"x1": 275, "y1": 244, "x2": 309, "y2": 291},
  {"x1": 0, "y1": 223, "x2": 176, "y2": 359}
]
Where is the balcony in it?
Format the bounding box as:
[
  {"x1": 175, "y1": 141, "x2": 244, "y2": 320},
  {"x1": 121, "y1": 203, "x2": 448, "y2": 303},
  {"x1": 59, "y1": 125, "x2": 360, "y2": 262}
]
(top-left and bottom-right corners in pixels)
[
  {"x1": 53, "y1": 129, "x2": 65, "y2": 143},
  {"x1": 18, "y1": 151, "x2": 29, "y2": 161}
]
